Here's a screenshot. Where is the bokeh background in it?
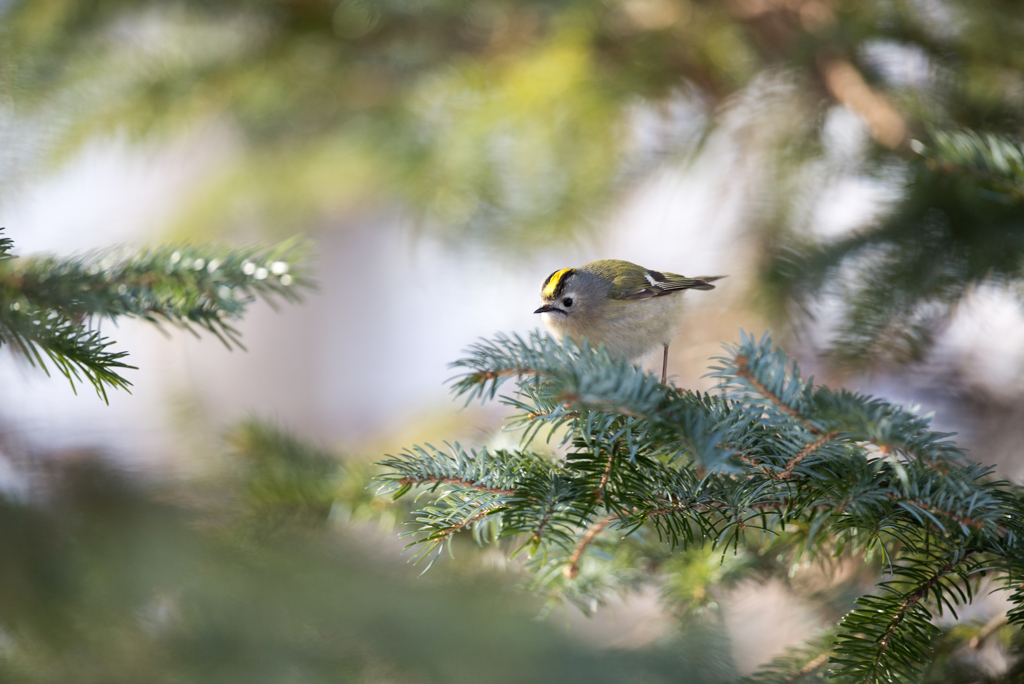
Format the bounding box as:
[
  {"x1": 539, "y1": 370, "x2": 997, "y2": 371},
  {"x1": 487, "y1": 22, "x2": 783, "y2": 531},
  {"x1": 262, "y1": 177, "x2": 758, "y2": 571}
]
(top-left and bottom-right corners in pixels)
[{"x1": 2, "y1": 0, "x2": 1024, "y2": 680}]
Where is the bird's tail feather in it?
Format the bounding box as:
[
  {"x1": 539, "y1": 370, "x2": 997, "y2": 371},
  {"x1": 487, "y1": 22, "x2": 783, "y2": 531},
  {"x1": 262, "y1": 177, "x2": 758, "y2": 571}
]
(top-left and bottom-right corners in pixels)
[{"x1": 691, "y1": 275, "x2": 726, "y2": 290}]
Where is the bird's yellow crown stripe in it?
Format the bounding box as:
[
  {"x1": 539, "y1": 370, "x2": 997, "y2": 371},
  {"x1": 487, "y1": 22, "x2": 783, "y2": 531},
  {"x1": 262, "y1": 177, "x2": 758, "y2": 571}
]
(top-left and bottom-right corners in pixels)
[{"x1": 542, "y1": 268, "x2": 574, "y2": 298}]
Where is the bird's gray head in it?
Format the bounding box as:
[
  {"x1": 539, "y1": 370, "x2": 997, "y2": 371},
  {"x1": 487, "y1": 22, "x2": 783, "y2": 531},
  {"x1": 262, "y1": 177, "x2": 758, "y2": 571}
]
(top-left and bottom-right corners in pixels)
[{"x1": 533, "y1": 267, "x2": 607, "y2": 323}]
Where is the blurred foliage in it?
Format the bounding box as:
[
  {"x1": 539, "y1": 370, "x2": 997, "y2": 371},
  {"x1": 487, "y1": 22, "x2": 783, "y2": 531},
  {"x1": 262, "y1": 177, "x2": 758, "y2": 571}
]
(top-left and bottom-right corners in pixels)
[
  {"x1": 3, "y1": 0, "x2": 1024, "y2": 362},
  {"x1": 0, "y1": 422, "x2": 735, "y2": 684},
  {"x1": 769, "y1": 149, "x2": 1024, "y2": 368},
  {"x1": 229, "y1": 418, "x2": 342, "y2": 533}
]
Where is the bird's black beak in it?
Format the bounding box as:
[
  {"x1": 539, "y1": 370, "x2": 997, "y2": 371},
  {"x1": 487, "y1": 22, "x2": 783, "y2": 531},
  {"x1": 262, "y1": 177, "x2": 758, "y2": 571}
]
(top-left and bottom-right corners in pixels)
[{"x1": 534, "y1": 304, "x2": 556, "y2": 314}]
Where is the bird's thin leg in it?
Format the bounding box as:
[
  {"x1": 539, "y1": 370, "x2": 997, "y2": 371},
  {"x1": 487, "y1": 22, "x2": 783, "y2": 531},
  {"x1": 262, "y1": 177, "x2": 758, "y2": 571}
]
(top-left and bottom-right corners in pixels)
[{"x1": 661, "y1": 344, "x2": 669, "y2": 384}]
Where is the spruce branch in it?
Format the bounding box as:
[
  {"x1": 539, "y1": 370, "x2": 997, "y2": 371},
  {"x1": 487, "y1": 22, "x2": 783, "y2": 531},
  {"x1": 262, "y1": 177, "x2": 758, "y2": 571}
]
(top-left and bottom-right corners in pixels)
[
  {"x1": 382, "y1": 331, "x2": 1024, "y2": 680},
  {"x1": 0, "y1": 303, "x2": 134, "y2": 401},
  {"x1": 377, "y1": 443, "x2": 543, "y2": 501},
  {"x1": 1, "y1": 238, "x2": 310, "y2": 345},
  {"x1": 831, "y1": 549, "x2": 981, "y2": 683},
  {"x1": 450, "y1": 331, "x2": 665, "y2": 416},
  {"x1": 0, "y1": 230, "x2": 310, "y2": 400}
]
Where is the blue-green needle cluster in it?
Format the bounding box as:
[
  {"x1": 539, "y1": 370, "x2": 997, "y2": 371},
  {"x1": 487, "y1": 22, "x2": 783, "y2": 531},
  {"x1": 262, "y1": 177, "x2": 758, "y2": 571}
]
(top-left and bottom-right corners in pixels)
[{"x1": 380, "y1": 331, "x2": 1024, "y2": 683}]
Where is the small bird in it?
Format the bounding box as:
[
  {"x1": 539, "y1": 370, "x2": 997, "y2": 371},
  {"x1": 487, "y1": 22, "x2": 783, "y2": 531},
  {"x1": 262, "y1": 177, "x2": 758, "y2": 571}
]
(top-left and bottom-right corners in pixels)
[{"x1": 534, "y1": 260, "x2": 724, "y2": 383}]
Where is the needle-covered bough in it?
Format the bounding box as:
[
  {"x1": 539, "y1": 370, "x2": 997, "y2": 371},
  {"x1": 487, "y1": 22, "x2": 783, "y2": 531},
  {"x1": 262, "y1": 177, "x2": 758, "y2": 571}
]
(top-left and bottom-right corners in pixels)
[
  {"x1": 379, "y1": 330, "x2": 1024, "y2": 683},
  {"x1": 0, "y1": 228, "x2": 309, "y2": 401}
]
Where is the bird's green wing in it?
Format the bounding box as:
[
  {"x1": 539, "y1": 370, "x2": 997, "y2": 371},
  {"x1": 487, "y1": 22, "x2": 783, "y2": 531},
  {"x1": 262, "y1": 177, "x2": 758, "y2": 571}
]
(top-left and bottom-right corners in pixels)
[
  {"x1": 579, "y1": 260, "x2": 725, "y2": 300},
  {"x1": 615, "y1": 270, "x2": 725, "y2": 300}
]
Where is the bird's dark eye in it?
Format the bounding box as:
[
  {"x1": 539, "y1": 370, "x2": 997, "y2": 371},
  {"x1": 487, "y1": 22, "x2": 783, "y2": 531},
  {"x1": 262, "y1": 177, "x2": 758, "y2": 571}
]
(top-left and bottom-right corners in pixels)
[{"x1": 563, "y1": 298, "x2": 573, "y2": 307}]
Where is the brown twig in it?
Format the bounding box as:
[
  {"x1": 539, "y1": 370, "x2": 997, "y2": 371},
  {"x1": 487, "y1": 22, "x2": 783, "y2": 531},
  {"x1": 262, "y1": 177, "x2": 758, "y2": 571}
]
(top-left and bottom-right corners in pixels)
[
  {"x1": 595, "y1": 447, "x2": 616, "y2": 504},
  {"x1": 432, "y1": 507, "x2": 504, "y2": 538},
  {"x1": 736, "y1": 452, "x2": 776, "y2": 478},
  {"x1": 400, "y1": 476, "x2": 515, "y2": 496},
  {"x1": 527, "y1": 409, "x2": 580, "y2": 420},
  {"x1": 734, "y1": 354, "x2": 822, "y2": 434},
  {"x1": 563, "y1": 515, "x2": 616, "y2": 579},
  {"x1": 646, "y1": 500, "x2": 717, "y2": 518},
  {"x1": 781, "y1": 431, "x2": 839, "y2": 479},
  {"x1": 531, "y1": 505, "x2": 556, "y2": 545},
  {"x1": 470, "y1": 367, "x2": 535, "y2": 382}
]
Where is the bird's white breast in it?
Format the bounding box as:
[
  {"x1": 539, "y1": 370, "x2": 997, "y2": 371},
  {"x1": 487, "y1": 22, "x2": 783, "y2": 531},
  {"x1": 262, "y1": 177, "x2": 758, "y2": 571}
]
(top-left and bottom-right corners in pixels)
[{"x1": 542, "y1": 294, "x2": 688, "y2": 362}]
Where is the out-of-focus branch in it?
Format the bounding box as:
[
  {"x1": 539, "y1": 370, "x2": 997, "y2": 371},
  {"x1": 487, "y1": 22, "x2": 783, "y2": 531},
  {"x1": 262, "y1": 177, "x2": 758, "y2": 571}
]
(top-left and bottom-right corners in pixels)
[
  {"x1": 818, "y1": 56, "x2": 909, "y2": 150},
  {"x1": 969, "y1": 613, "x2": 1008, "y2": 649}
]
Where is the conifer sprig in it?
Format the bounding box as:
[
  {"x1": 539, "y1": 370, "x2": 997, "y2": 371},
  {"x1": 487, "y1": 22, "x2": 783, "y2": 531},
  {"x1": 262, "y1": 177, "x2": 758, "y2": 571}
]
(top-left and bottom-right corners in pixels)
[
  {"x1": 830, "y1": 547, "x2": 984, "y2": 683},
  {"x1": 0, "y1": 229, "x2": 310, "y2": 399},
  {"x1": 0, "y1": 303, "x2": 133, "y2": 401},
  {"x1": 381, "y1": 331, "x2": 1024, "y2": 682},
  {"x1": 917, "y1": 129, "x2": 1024, "y2": 198}
]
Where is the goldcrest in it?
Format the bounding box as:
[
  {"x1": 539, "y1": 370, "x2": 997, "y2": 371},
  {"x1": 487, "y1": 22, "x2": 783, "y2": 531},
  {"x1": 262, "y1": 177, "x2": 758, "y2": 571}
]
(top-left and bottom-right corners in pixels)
[{"x1": 534, "y1": 259, "x2": 723, "y2": 382}]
